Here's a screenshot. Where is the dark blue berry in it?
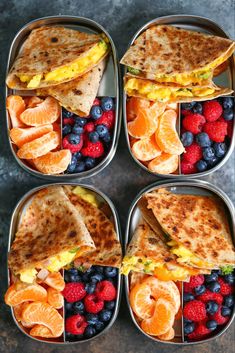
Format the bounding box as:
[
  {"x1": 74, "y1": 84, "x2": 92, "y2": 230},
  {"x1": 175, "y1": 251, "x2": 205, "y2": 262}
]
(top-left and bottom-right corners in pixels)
[
  {"x1": 184, "y1": 322, "x2": 195, "y2": 335},
  {"x1": 95, "y1": 320, "x2": 105, "y2": 331},
  {"x1": 192, "y1": 102, "x2": 203, "y2": 114},
  {"x1": 183, "y1": 293, "x2": 195, "y2": 302},
  {"x1": 62, "y1": 108, "x2": 74, "y2": 118},
  {"x1": 67, "y1": 155, "x2": 77, "y2": 173},
  {"x1": 64, "y1": 272, "x2": 70, "y2": 283},
  {"x1": 74, "y1": 161, "x2": 86, "y2": 173},
  {"x1": 181, "y1": 131, "x2": 194, "y2": 147},
  {"x1": 104, "y1": 267, "x2": 118, "y2": 278},
  {"x1": 102, "y1": 132, "x2": 111, "y2": 143},
  {"x1": 73, "y1": 301, "x2": 84, "y2": 314},
  {"x1": 89, "y1": 131, "x2": 99, "y2": 143},
  {"x1": 75, "y1": 117, "x2": 87, "y2": 126},
  {"x1": 86, "y1": 313, "x2": 99, "y2": 325},
  {"x1": 223, "y1": 108, "x2": 234, "y2": 121},
  {"x1": 205, "y1": 273, "x2": 219, "y2": 283},
  {"x1": 221, "y1": 306, "x2": 232, "y2": 317},
  {"x1": 222, "y1": 97, "x2": 234, "y2": 109},
  {"x1": 206, "y1": 320, "x2": 217, "y2": 331},
  {"x1": 206, "y1": 301, "x2": 219, "y2": 315},
  {"x1": 181, "y1": 102, "x2": 196, "y2": 110},
  {"x1": 202, "y1": 147, "x2": 215, "y2": 161},
  {"x1": 206, "y1": 281, "x2": 221, "y2": 293},
  {"x1": 73, "y1": 151, "x2": 82, "y2": 160},
  {"x1": 90, "y1": 273, "x2": 104, "y2": 283},
  {"x1": 224, "y1": 274, "x2": 235, "y2": 285},
  {"x1": 68, "y1": 268, "x2": 78, "y2": 275},
  {"x1": 63, "y1": 124, "x2": 72, "y2": 136},
  {"x1": 92, "y1": 266, "x2": 104, "y2": 274},
  {"x1": 70, "y1": 274, "x2": 82, "y2": 282},
  {"x1": 84, "y1": 325, "x2": 96, "y2": 338},
  {"x1": 99, "y1": 309, "x2": 112, "y2": 322},
  {"x1": 65, "y1": 301, "x2": 73, "y2": 312},
  {"x1": 96, "y1": 124, "x2": 109, "y2": 138},
  {"x1": 72, "y1": 124, "x2": 84, "y2": 135},
  {"x1": 184, "y1": 318, "x2": 192, "y2": 324},
  {"x1": 82, "y1": 272, "x2": 91, "y2": 282},
  {"x1": 85, "y1": 282, "x2": 96, "y2": 294},
  {"x1": 213, "y1": 142, "x2": 227, "y2": 158},
  {"x1": 101, "y1": 97, "x2": 114, "y2": 111},
  {"x1": 105, "y1": 300, "x2": 116, "y2": 310},
  {"x1": 207, "y1": 156, "x2": 219, "y2": 167},
  {"x1": 68, "y1": 133, "x2": 80, "y2": 145},
  {"x1": 196, "y1": 159, "x2": 208, "y2": 172},
  {"x1": 196, "y1": 132, "x2": 211, "y2": 147},
  {"x1": 223, "y1": 295, "x2": 234, "y2": 308},
  {"x1": 194, "y1": 285, "x2": 206, "y2": 295},
  {"x1": 91, "y1": 105, "x2": 103, "y2": 120},
  {"x1": 85, "y1": 157, "x2": 96, "y2": 170}
]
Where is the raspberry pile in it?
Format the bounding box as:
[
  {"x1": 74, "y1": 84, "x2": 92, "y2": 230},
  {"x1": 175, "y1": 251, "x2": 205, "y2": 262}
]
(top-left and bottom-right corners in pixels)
[
  {"x1": 180, "y1": 97, "x2": 234, "y2": 174},
  {"x1": 183, "y1": 270, "x2": 234, "y2": 341},
  {"x1": 62, "y1": 97, "x2": 115, "y2": 173},
  {"x1": 62, "y1": 265, "x2": 118, "y2": 341}
]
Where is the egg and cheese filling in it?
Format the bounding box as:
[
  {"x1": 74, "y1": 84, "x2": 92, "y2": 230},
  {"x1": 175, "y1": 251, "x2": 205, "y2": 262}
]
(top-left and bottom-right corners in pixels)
[
  {"x1": 125, "y1": 78, "x2": 215, "y2": 101},
  {"x1": 17, "y1": 40, "x2": 108, "y2": 88}
]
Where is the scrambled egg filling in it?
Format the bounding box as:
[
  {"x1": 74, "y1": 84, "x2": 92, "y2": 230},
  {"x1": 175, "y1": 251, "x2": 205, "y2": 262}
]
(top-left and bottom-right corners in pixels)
[
  {"x1": 18, "y1": 40, "x2": 108, "y2": 88},
  {"x1": 125, "y1": 78, "x2": 215, "y2": 101},
  {"x1": 72, "y1": 186, "x2": 100, "y2": 208}
]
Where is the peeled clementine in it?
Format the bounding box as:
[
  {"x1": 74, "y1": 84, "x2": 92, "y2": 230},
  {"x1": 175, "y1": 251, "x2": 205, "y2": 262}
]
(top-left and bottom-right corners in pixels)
[
  {"x1": 10, "y1": 124, "x2": 53, "y2": 148},
  {"x1": 30, "y1": 324, "x2": 55, "y2": 338},
  {"x1": 148, "y1": 153, "x2": 179, "y2": 174},
  {"x1": 33, "y1": 150, "x2": 71, "y2": 174},
  {"x1": 47, "y1": 288, "x2": 63, "y2": 309},
  {"x1": 158, "y1": 327, "x2": 175, "y2": 341},
  {"x1": 132, "y1": 134, "x2": 162, "y2": 161},
  {"x1": 44, "y1": 272, "x2": 65, "y2": 292},
  {"x1": 6, "y1": 95, "x2": 26, "y2": 128},
  {"x1": 5, "y1": 283, "x2": 47, "y2": 306}
]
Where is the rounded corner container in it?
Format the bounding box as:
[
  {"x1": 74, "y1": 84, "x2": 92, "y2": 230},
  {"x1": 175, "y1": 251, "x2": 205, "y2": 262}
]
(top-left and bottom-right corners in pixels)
[
  {"x1": 124, "y1": 178, "x2": 235, "y2": 345},
  {"x1": 7, "y1": 182, "x2": 122, "y2": 344},
  {"x1": 6, "y1": 16, "x2": 121, "y2": 181},
  {"x1": 123, "y1": 15, "x2": 235, "y2": 179}
]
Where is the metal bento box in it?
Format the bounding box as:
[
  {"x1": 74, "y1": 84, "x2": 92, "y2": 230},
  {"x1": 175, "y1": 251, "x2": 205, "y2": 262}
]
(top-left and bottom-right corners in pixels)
[
  {"x1": 7, "y1": 183, "x2": 122, "y2": 344},
  {"x1": 123, "y1": 15, "x2": 235, "y2": 178},
  {"x1": 6, "y1": 16, "x2": 121, "y2": 180},
  {"x1": 124, "y1": 179, "x2": 235, "y2": 344}
]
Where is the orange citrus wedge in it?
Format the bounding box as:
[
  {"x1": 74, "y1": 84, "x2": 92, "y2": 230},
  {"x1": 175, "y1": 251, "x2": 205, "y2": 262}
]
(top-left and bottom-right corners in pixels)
[
  {"x1": 158, "y1": 327, "x2": 175, "y2": 341},
  {"x1": 27, "y1": 96, "x2": 44, "y2": 108},
  {"x1": 126, "y1": 97, "x2": 150, "y2": 122},
  {"x1": 132, "y1": 134, "x2": 162, "y2": 161},
  {"x1": 33, "y1": 150, "x2": 71, "y2": 174},
  {"x1": 6, "y1": 95, "x2": 26, "y2": 128},
  {"x1": 148, "y1": 153, "x2": 179, "y2": 174},
  {"x1": 130, "y1": 281, "x2": 155, "y2": 320},
  {"x1": 30, "y1": 324, "x2": 55, "y2": 338},
  {"x1": 128, "y1": 109, "x2": 159, "y2": 139},
  {"x1": 10, "y1": 124, "x2": 53, "y2": 148},
  {"x1": 47, "y1": 288, "x2": 63, "y2": 309},
  {"x1": 5, "y1": 283, "x2": 47, "y2": 306},
  {"x1": 44, "y1": 272, "x2": 65, "y2": 292}
]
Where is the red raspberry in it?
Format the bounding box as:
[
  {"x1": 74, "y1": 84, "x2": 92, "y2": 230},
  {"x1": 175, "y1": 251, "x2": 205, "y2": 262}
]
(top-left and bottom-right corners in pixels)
[
  {"x1": 182, "y1": 114, "x2": 206, "y2": 134},
  {"x1": 181, "y1": 160, "x2": 197, "y2": 174},
  {"x1": 183, "y1": 143, "x2": 203, "y2": 164},
  {"x1": 188, "y1": 323, "x2": 211, "y2": 340},
  {"x1": 197, "y1": 289, "x2": 223, "y2": 305},
  {"x1": 93, "y1": 98, "x2": 101, "y2": 106},
  {"x1": 65, "y1": 314, "x2": 88, "y2": 335},
  {"x1": 183, "y1": 300, "x2": 207, "y2": 322},
  {"x1": 95, "y1": 280, "x2": 117, "y2": 301},
  {"x1": 63, "y1": 135, "x2": 83, "y2": 153},
  {"x1": 84, "y1": 294, "x2": 104, "y2": 314},
  {"x1": 210, "y1": 305, "x2": 230, "y2": 325},
  {"x1": 62, "y1": 283, "x2": 86, "y2": 303},
  {"x1": 94, "y1": 110, "x2": 115, "y2": 130},
  {"x1": 203, "y1": 121, "x2": 227, "y2": 142},
  {"x1": 84, "y1": 122, "x2": 95, "y2": 133},
  {"x1": 63, "y1": 117, "x2": 75, "y2": 125},
  {"x1": 227, "y1": 120, "x2": 233, "y2": 138},
  {"x1": 203, "y1": 101, "x2": 223, "y2": 122},
  {"x1": 184, "y1": 275, "x2": 204, "y2": 293},
  {"x1": 218, "y1": 277, "x2": 233, "y2": 295},
  {"x1": 181, "y1": 109, "x2": 193, "y2": 116},
  {"x1": 81, "y1": 140, "x2": 104, "y2": 158}
]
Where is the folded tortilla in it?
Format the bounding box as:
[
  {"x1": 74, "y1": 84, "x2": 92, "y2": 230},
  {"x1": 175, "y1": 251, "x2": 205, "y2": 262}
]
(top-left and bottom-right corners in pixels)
[
  {"x1": 37, "y1": 59, "x2": 106, "y2": 116},
  {"x1": 6, "y1": 26, "x2": 109, "y2": 90}
]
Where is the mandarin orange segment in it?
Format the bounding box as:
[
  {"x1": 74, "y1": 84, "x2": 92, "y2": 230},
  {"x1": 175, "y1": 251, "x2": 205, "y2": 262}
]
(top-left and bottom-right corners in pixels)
[
  {"x1": 154, "y1": 266, "x2": 189, "y2": 282},
  {"x1": 6, "y1": 95, "x2": 26, "y2": 128},
  {"x1": 148, "y1": 153, "x2": 179, "y2": 174},
  {"x1": 17, "y1": 131, "x2": 60, "y2": 159},
  {"x1": 33, "y1": 150, "x2": 71, "y2": 174},
  {"x1": 155, "y1": 109, "x2": 184, "y2": 155},
  {"x1": 47, "y1": 288, "x2": 63, "y2": 309},
  {"x1": 5, "y1": 283, "x2": 47, "y2": 306},
  {"x1": 128, "y1": 109, "x2": 158, "y2": 139},
  {"x1": 26, "y1": 96, "x2": 44, "y2": 108},
  {"x1": 129, "y1": 282, "x2": 155, "y2": 320},
  {"x1": 21, "y1": 302, "x2": 64, "y2": 337},
  {"x1": 44, "y1": 272, "x2": 65, "y2": 292},
  {"x1": 141, "y1": 298, "x2": 175, "y2": 336},
  {"x1": 13, "y1": 302, "x2": 30, "y2": 322},
  {"x1": 126, "y1": 97, "x2": 150, "y2": 122},
  {"x1": 158, "y1": 327, "x2": 175, "y2": 341},
  {"x1": 30, "y1": 324, "x2": 55, "y2": 338},
  {"x1": 20, "y1": 97, "x2": 61, "y2": 126},
  {"x1": 10, "y1": 124, "x2": 53, "y2": 148},
  {"x1": 132, "y1": 134, "x2": 162, "y2": 161}
]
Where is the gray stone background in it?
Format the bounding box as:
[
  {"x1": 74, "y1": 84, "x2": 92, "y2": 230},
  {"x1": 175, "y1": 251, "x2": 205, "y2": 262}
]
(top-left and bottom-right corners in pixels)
[{"x1": 0, "y1": 0, "x2": 234, "y2": 352}]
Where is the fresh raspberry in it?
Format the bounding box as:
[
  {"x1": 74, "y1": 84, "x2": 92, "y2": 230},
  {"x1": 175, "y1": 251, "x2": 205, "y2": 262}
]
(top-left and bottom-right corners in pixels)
[
  {"x1": 81, "y1": 140, "x2": 104, "y2": 158},
  {"x1": 94, "y1": 110, "x2": 115, "y2": 130},
  {"x1": 203, "y1": 101, "x2": 223, "y2": 122},
  {"x1": 84, "y1": 294, "x2": 104, "y2": 314},
  {"x1": 95, "y1": 280, "x2": 117, "y2": 301},
  {"x1": 181, "y1": 160, "x2": 197, "y2": 174},
  {"x1": 62, "y1": 282, "x2": 86, "y2": 303},
  {"x1": 182, "y1": 114, "x2": 206, "y2": 134},
  {"x1": 218, "y1": 277, "x2": 233, "y2": 295},
  {"x1": 84, "y1": 122, "x2": 95, "y2": 133},
  {"x1": 227, "y1": 120, "x2": 233, "y2": 138},
  {"x1": 184, "y1": 275, "x2": 204, "y2": 293},
  {"x1": 63, "y1": 117, "x2": 75, "y2": 125},
  {"x1": 188, "y1": 323, "x2": 211, "y2": 339},
  {"x1": 203, "y1": 121, "x2": 227, "y2": 142},
  {"x1": 210, "y1": 305, "x2": 230, "y2": 325},
  {"x1": 65, "y1": 314, "x2": 88, "y2": 335},
  {"x1": 197, "y1": 289, "x2": 223, "y2": 305},
  {"x1": 183, "y1": 300, "x2": 207, "y2": 322},
  {"x1": 63, "y1": 135, "x2": 83, "y2": 153},
  {"x1": 93, "y1": 98, "x2": 101, "y2": 106},
  {"x1": 183, "y1": 143, "x2": 203, "y2": 164},
  {"x1": 181, "y1": 109, "x2": 193, "y2": 116}
]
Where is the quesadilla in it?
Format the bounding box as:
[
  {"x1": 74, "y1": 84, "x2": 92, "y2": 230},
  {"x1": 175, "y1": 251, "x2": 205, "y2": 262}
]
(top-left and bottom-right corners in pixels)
[
  {"x1": 37, "y1": 59, "x2": 106, "y2": 116},
  {"x1": 121, "y1": 25, "x2": 235, "y2": 86},
  {"x1": 63, "y1": 186, "x2": 122, "y2": 268},
  {"x1": 8, "y1": 186, "x2": 95, "y2": 283},
  {"x1": 6, "y1": 26, "x2": 109, "y2": 90},
  {"x1": 145, "y1": 190, "x2": 235, "y2": 270}
]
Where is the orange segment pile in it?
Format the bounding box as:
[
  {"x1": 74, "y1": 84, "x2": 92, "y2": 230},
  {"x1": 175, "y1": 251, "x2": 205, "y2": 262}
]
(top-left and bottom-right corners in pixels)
[
  {"x1": 5, "y1": 283, "x2": 47, "y2": 306},
  {"x1": 10, "y1": 124, "x2": 53, "y2": 148},
  {"x1": 33, "y1": 150, "x2": 71, "y2": 175}
]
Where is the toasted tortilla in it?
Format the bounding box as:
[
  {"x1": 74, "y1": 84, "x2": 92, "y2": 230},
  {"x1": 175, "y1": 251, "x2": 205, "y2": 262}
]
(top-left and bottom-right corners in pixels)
[
  {"x1": 6, "y1": 26, "x2": 108, "y2": 90},
  {"x1": 63, "y1": 186, "x2": 122, "y2": 268},
  {"x1": 8, "y1": 186, "x2": 95, "y2": 274},
  {"x1": 37, "y1": 60, "x2": 106, "y2": 116},
  {"x1": 145, "y1": 191, "x2": 235, "y2": 268}
]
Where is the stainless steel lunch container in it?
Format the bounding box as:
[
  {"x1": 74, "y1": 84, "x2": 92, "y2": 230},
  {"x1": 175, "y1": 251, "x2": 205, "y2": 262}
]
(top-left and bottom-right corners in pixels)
[
  {"x1": 124, "y1": 179, "x2": 235, "y2": 344},
  {"x1": 123, "y1": 15, "x2": 235, "y2": 178},
  {"x1": 7, "y1": 183, "x2": 122, "y2": 344},
  {"x1": 6, "y1": 16, "x2": 121, "y2": 181}
]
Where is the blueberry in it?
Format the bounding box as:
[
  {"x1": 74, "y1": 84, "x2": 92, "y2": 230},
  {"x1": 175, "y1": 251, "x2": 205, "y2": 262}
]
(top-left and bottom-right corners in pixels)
[
  {"x1": 105, "y1": 301, "x2": 116, "y2": 310},
  {"x1": 96, "y1": 124, "x2": 109, "y2": 138},
  {"x1": 223, "y1": 295, "x2": 234, "y2": 308},
  {"x1": 75, "y1": 117, "x2": 87, "y2": 126},
  {"x1": 68, "y1": 133, "x2": 80, "y2": 145},
  {"x1": 102, "y1": 132, "x2": 111, "y2": 143},
  {"x1": 85, "y1": 282, "x2": 96, "y2": 294},
  {"x1": 68, "y1": 268, "x2": 78, "y2": 275},
  {"x1": 184, "y1": 322, "x2": 195, "y2": 335},
  {"x1": 86, "y1": 313, "x2": 99, "y2": 325},
  {"x1": 222, "y1": 97, "x2": 234, "y2": 110},
  {"x1": 99, "y1": 309, "x2": 112, "y2": 322},
  {"x1": 224, "y1": 274, "x2": 235, "y2": 285},
  {"x1": 74, "y1": 161, "x2": 86, "y2": 173},
  {"x1": 65, "y1": 301, "x2": 73, "y2": 312},
  {"x1": 92, "y1": 266, "x2": 104, "y2": 274},
  {"x1": 223, "y1": 108, "x2": 234, "y2": 121},
  {"x1": 181, "y1": 131, "x2": 194, "y2": 147},
  {"x1": 184, "y1": 318, "x2": 192, "y2": 324},
  {"x1": 104, "y1": 267, "x2": 118, "y2": 278},
  {"x1": 207, "y1": 156, "x2": 219, "y2": 167},
  {"x1": 181, "y1": 102, "x2": 196, "y2": 110},
  {"x1": 85, "y1": 267, "x2": 95, "y2": 275},
  {"x1": 62, "y1": 108, "x2": 74, "y2": 118},
  {"x1": 206, "y1": 301, "x2": 219, "y2": 314},
  {"x1": 205, "y1": 273, "x2": 219, "y2": 283},
  {"x1": 183, "y1": 293, "x2": 195, "y2": 302},
  {"x1": 84, "y1": 325, "x2": 96, "y2": 338},
  {"x1": 64, "y1": 272, "x2": 70, "y2": 283},
  {"x1": 66, "y1": 155, "x2": 77, "y2": 173},
  {"x1": 221, "y1": 306, "x2": 232, "y2": 317},
  {"x1": 72, "y1": 124, "x2": 84, "y2": 135},
  {"x1": 206, "y1": 281, "x2": 221, "y2": 293},
  {"x1": 192, "y1": 102, "x2": 203, "y2": 114},
  {"x1": 85, "y1": 157, "x2": 96, "y2": 170},
  {"x1": 70, "y1": 274, "x2": 82, "y2": 282},
  {"x1": 73, "y1": 151, "x2": 82, "y2": 160},
  {"x1": 196, "y1": 160, "x2": 208, "y2": 172},
  {"x1": 196, "y1": 132, "x2": 211, "y2": 147},
  {"x1": 63, "y1": 124, "x2": 72, "y2": 136},
  {"x1": 91, "y1": 105, "x2": 103, "y2": 120},
  {"x1": 90, "y1": 273, "x2": 104, "y2": 283},
  {"x1": 95, "y1": 320, "x2": 105, "y2": 331},
  {"x1": 206, "y1": 320, "x2": 217, "y2": 331},
  {"x1": 73, "y1": 301, "x2": 84, "y2": 314},
  {"x1": 82, "y1": 272, "x2": 91, "y2": 282},
  {"x1": 195, "y1": 285, "x2": 206, "y2": 295},
  {"x1": 213, "y1": 142, "x2": 227, "y2": 158},
  {"x1": 101, "y1": 97, "x2": 114, "y2": 111},
  {"x1": 203, "y1": 147, "x2": 215, "y2": 161},
  {"x1": 89, "y1": 131, "x2": 99, "y2": 143}
]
